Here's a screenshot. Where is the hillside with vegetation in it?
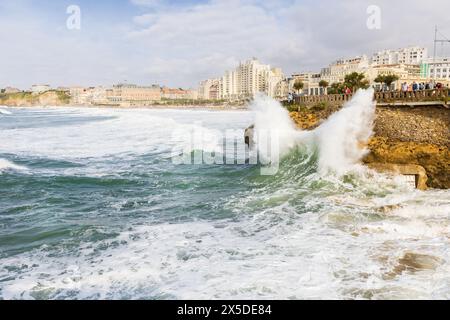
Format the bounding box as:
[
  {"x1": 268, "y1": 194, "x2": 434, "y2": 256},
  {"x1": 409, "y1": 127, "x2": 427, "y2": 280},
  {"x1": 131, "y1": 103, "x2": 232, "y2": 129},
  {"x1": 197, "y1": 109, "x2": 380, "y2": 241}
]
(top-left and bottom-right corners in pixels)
[{"x1": 0, "y1": 90, "x2": 70, "y2": 107}]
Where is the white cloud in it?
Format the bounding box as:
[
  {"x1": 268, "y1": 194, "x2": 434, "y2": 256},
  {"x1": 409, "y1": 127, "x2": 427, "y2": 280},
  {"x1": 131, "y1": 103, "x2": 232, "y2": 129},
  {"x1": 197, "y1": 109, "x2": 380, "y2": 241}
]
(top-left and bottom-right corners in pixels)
[
  {"x1": 1, "y1": 0, "x2": 450, "y2": 89},
  {"x1": 128, "y1": 0, "x2": 305, "y2": 85},
  {"x1": 133, "y1": 13, "x2": 158, "y2": 26},
  {"x1": 130, "y1": 0, "x2": 162, "y2": 8}
]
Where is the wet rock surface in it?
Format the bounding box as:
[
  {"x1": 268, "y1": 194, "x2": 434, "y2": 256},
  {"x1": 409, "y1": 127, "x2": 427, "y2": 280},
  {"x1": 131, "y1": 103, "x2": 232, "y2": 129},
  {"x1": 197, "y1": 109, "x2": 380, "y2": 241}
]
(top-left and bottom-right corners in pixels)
[{"x1": 290, "y1": 105, "x2": 450, "y2": 189}]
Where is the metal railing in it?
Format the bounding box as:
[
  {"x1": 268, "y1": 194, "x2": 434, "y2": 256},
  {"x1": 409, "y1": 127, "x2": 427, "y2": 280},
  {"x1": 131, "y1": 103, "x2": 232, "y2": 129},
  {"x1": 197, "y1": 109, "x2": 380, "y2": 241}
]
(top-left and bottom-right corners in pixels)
[{"x1": 294, "y1": 88, "x2": 450, "y2": 105}]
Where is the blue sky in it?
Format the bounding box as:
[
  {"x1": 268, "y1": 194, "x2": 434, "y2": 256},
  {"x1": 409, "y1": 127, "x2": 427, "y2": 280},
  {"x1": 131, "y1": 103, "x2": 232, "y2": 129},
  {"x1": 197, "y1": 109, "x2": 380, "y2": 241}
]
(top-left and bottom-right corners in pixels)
[{"x1": 1, "y1": 0, "x2": 450, "y2": 89}]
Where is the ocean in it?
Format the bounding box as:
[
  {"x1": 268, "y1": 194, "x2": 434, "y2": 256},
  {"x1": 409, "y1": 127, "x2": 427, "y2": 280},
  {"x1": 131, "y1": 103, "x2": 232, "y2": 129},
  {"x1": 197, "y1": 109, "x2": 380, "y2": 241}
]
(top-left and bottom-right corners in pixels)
[{"x1": 0, "y1": 93, "x2": 449, "y2": 300}]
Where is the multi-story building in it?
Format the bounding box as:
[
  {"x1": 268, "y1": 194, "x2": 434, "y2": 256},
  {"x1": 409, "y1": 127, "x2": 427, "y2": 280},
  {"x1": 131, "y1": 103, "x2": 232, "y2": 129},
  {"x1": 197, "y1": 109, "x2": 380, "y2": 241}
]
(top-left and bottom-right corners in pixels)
[
  {"x1": 267, "y1": 67, "x2": 284, "y2": 99},
  {"x1": 371, "y1": 47, "x2": 428, "y2": 66},
  {"x1": 198, "y1": 79, "x2": 221, "y2": 100},
  {"x1": 108, "y1": 84, "x2": 161, "y2": 106},
  {"x1": 69, "y1": 86, "x2": 89, "y2": 104},
  {"x1": 320, "y1": 56, "x2": 370, "y2": 84},
  {"x1": 366, "y1": 64, "x2": 422, "y2": 90},
  {"x1": 205, "y1": 58, "x2": 285, "y2": 100},
  {"x1": 31, "y1": 84, "x2": 51, "y2": 94},
  {"x1": 290, "y1": 72, "x2": 323, "y2": 96},
  {"x1": 209, "y1": 81, "x2": 220, "y2": 100},
  {"x1": 284, "y1": 46, "x2": 433, "y2": 96},
  {"x1": 421, "y1": 57, "x2": 450, "y2": 80},
  {"x1": 220, "y1": 71, "x2": 238, "y2": 100},
  {"x1": 91, "y1": 87, "x2": 110, "y2": 105},
  {"x1": 161, "y1": 87, "x2": 198, "y2": 100}
]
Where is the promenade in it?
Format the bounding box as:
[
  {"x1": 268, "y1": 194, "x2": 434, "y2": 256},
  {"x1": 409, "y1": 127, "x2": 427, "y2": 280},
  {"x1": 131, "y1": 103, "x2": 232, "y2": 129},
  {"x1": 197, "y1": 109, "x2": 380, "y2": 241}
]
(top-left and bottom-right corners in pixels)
[{"x1": 294, "y1": 88, "x2": 450, "y2": 108}]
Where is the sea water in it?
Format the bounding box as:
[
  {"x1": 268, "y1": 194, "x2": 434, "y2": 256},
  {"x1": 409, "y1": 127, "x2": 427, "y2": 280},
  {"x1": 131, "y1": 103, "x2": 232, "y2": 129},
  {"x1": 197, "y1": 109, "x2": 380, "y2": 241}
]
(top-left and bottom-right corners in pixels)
[{"x1": 0, "y1": 94, "x2": 449, "y2": 300}]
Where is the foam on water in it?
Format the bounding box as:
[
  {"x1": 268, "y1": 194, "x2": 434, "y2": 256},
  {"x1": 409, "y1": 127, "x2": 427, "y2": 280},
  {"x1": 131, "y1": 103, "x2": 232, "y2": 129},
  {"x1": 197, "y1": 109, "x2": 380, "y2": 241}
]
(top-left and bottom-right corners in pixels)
[
  {"x1": 251, "y1": 89, "x2": 376, "y2": 176},
  {"x1": 0, "y1": 102, "x2": 449, "y2": 300},
  {"x1": 0, "y1": 158, "x2": 27, "y2": 173},
  {"x1": 0, "y1": 108, "x2": 12, "y2": 115}
]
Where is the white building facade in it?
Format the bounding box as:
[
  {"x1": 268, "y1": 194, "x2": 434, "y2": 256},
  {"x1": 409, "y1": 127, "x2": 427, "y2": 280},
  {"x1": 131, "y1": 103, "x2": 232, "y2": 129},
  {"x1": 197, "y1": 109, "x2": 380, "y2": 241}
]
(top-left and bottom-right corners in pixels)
[
  {"x1": 31, "y1": 84, "x2": 51, "y2": 94},
  {"x1": 320, "y1": 56, "x2": 370, "y2": 84},
  {"x1": 201, "y1": 58, "x2": 285, "y2": 101},
  {"x1": 371, "y1": 47, "x2": 428, "y2": 66},
  {"x1": 421, "y1": 57, "x2": 450, "y2": 80}
]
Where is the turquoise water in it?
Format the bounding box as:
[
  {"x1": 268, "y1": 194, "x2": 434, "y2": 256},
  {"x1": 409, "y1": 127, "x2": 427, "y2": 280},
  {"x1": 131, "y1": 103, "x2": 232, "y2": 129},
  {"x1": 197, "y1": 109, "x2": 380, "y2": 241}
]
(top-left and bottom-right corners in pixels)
[{"x1": 0, "y1": 106, "x2": 449, "y2": 300}]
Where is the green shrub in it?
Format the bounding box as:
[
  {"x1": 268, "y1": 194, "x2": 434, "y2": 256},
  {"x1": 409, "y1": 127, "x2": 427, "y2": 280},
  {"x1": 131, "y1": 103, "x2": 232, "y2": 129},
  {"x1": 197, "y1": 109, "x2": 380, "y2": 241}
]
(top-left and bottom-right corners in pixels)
[
  {"x1": 286, "y1": 104, "x2": 299, "y2": 112},
  {"x1": 311, "y1": 102, "x2": 328, "y2": 111},
  {"x1": 298, "y1": 105, "x2": 308, "y2": 113}
]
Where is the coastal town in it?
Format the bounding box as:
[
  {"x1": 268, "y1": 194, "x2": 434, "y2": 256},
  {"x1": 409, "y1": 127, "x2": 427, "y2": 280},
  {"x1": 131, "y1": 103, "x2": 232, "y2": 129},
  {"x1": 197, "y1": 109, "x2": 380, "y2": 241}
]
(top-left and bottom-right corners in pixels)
[{"x1": 1, "y1": 45, "x2": 450, "y2": 107}]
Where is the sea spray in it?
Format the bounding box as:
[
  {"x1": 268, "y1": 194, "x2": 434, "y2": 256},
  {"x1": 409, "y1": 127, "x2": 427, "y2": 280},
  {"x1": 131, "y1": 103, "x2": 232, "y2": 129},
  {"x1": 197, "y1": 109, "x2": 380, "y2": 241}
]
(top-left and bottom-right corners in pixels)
[
  {"x1": 313, "y1": 89, "x2": 376, "y2": 175},
  {"x1": 250, "y1": 90, "x2": 376, "y2": 176},
  {"x1": 250, "y1": 94, "x2": 306, "y2": 167}
]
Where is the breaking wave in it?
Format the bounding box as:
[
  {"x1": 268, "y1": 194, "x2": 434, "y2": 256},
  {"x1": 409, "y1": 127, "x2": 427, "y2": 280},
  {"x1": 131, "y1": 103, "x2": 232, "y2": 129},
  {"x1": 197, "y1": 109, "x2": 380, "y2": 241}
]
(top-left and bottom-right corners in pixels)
[{"x1": 0, "y1": 102, "x2": 449, "y2": 300}]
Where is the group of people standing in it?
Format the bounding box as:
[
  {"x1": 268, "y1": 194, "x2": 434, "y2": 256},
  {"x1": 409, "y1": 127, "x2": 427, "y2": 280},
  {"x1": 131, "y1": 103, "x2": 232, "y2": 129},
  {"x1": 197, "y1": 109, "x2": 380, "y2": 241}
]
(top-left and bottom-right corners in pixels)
[{"x1": 400, "y1": 81, "x2": 446, "y2": 92}]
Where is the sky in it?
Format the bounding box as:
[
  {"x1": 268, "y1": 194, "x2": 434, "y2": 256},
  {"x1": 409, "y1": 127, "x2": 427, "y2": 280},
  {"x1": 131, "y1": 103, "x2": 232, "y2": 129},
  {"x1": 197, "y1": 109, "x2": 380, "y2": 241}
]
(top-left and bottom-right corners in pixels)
[{"x1": 1, "y1": 0, "x2": 450, "y2": 89}]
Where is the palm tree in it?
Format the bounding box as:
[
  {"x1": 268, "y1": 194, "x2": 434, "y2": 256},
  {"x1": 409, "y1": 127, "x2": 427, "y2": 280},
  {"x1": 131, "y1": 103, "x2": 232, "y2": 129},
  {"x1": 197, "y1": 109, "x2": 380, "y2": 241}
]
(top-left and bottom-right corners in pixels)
[
  {"x1": 344, "y1": 72, "x2": 370, "y2": 92},
  {"x1": 293, "y1": 80, "x2": 304, "y2": 95},
  {"x1": 319, "y1": 80, "x2": 329, "y2": 95}
]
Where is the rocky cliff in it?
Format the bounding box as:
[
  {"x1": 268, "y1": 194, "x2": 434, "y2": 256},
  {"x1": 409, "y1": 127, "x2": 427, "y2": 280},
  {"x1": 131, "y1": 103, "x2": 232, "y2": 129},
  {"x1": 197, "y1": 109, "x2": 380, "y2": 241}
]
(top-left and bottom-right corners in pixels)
[
  {"x1": 0, "y1": 91, "x2": 70, "y2": 107},
  {"x1": 290, "y1": 105, "x2": 449, "y2": 189}
]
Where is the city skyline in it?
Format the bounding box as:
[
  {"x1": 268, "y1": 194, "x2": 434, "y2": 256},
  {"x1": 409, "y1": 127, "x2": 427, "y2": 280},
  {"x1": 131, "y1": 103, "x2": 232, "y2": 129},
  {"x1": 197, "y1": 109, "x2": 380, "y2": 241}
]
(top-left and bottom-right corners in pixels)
[{"x1": 1, "y1": 0, "x2": 450, "y2": 89}]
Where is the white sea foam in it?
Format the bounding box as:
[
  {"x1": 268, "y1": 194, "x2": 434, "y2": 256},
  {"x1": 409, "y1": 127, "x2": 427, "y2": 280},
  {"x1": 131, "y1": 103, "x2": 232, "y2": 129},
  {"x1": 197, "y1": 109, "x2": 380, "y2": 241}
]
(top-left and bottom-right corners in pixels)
[
  {"x1": 313, "y1": 89, "x2": 376, "y2": 175},
  {"x1": 0, "y1": 108, "x2": 12, "y2": 115},
  {"x1": 1, "y1": 187, "x2": 449, "y2": 300},
  {"x1": 250, "y1": 89, "x2": 376, "y2": 176},
  {"x1": 0, "y1": 158, "x2": 27, "y2": 172},
  {"x1": 0, "y1": 104, "x2": 449, "y2": 300},
  {"x1": 251, "y1": 94, "x2": 306, "y2": 164},
  {"x1": 0, "y1": 107, "x2": 245, "y2": 162}
]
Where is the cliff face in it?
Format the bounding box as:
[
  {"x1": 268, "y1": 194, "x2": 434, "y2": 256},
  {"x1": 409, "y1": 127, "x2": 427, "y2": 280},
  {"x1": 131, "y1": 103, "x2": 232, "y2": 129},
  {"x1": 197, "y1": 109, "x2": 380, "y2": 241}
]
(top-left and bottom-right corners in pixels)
[
  {"x1": 290, "y1": 105, "x2": 450, "y2": 189},
  {"x1": 0, "y1": 91, "x2": 70, "y2": 107}
]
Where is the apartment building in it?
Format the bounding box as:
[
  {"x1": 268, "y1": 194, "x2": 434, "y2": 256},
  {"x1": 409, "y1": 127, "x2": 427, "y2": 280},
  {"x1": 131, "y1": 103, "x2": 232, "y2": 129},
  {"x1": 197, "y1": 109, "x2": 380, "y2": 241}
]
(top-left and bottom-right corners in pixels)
[
  {"x1": 320, "y1": 56, "x2": 370, "y2": 84},
  {"x1": 198, "y1": 79, "x2": 221, "y2": 100},
  {"x1": 371, "y1": 47, "x2": 428, "y2": 66},
  {"x1": 421, "y1": 57, "x2": 450, "y2": 80},
  {"x1": 109, "y1": 84, "x2": 161, "y2": 106},
  {"x1": 206, "y1": 58, "x2": 285, "y2": 100},
  {"x1": 31, "y1": 84, "x2": 51, "y2": 94}
]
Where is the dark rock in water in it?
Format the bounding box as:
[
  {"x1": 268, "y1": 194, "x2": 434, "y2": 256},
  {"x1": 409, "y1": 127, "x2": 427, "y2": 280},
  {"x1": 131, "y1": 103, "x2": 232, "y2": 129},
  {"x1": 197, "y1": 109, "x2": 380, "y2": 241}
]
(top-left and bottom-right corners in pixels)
[
  {"x1": 245, "y1": 124, "x2": 255, "y2": 147},
  {"x1": 384, "y1": 252, "x2": 442, "y2": 279}
]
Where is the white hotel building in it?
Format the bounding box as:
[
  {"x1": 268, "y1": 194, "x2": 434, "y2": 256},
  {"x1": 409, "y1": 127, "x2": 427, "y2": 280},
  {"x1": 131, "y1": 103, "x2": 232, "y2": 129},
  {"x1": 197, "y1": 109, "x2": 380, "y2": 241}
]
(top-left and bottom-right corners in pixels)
[{"x1": 200, "y1": 58, "x2": 284, "y2": 101}]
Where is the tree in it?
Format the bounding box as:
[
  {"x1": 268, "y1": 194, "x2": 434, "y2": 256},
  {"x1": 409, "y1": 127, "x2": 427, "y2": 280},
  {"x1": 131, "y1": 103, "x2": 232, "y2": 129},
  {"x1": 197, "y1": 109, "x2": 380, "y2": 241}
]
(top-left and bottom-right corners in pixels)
[
  {"x1": 319, "y1": 80, "x2": 329, "y2": 95},
  {"x1": 374, "y1": 74, "x2": 399, "y2": 91},
  {"x1": 383, "y1": 74, "x2": 399, "y2": 89},
  {"x1": 327, "y1": 82, "x2": 345, "y2": 95},
  {"x1": 344, "y1": 72, "x2": 370, "y2": 91},
  {"x1": 319, "y1": 80, "x2": 329, "y2": 88},
  {"x1": 374, "y1": 75, "x2": 385, "y2": 85},
  {"x1": 293, "y1": 80, "x2": 304, "y2": 94}
]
